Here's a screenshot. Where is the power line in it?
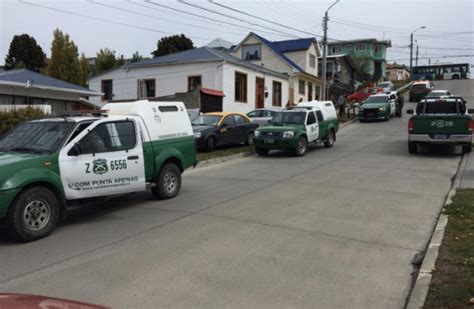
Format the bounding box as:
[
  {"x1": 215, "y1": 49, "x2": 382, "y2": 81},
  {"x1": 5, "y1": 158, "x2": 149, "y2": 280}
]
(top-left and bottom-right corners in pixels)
[
  {"x1": 18, "y1": 0, "x2": 212, "y2": 41},
  {"x1": 388, "y1": 54, "x2": 474, "y2": 61}
]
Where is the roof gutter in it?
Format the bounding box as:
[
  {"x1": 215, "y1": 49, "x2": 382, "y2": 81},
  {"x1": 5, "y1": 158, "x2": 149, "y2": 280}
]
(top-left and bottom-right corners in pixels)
[{"x1": 0, "y1": 80, "x2": 102, "y2": 96}]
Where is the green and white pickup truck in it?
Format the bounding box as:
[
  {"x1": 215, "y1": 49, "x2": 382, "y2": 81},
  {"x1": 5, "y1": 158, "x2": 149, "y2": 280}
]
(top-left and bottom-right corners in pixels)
[
  {"x1": 0, "y1": 101, "x2": 197, "y2": 241},
  {"x1": 253, "y1": 101, "x2": 339, "y2": 156},
  {"x1": 407, "y1": 97, "x2": 474, "y2": 154}
]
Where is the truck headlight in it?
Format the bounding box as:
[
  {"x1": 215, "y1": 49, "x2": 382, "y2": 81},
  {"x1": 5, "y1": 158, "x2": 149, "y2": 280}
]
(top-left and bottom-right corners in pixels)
[
  {"x1": 379, "y1": 107, "x2": 386, "y2": 111},
  {"x1": 254, "y1": 130, "x2": 261, "y2": 137},
  {"x1": 283, "y1": 131, "x2": 294, "y2": 138},
  {"x1": 194, "y1": 132, "x2": 201, "y2": 138}
]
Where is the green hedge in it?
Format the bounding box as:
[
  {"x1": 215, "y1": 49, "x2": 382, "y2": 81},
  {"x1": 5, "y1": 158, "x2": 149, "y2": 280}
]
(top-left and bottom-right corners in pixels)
[{"x1": 0, "y1": 107, "x2": 46, "y2": 135}]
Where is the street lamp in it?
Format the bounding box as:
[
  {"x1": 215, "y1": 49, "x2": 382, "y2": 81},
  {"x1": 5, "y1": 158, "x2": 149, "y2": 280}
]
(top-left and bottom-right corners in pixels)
[
  {"x1": 320, "y1": 0, "x2": 340, "y2": 101},
  {"x1": 410, "y1": 26, "x2": 426, "y2": 79}
]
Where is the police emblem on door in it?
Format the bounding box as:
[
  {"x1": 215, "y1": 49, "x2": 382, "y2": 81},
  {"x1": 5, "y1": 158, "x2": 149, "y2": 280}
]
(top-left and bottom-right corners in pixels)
[{"x1": 93, "y1": 159, "x2": 108, "y2": 175}]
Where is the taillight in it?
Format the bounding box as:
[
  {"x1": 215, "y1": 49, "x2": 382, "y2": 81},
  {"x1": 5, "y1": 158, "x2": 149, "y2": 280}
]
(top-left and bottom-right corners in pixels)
[
  {"x1": 408, "y1": 119, "x2": 414, "y2": 131},
  {"x1": 468, "y1": 120, "x2": 474, "y2": 132}
]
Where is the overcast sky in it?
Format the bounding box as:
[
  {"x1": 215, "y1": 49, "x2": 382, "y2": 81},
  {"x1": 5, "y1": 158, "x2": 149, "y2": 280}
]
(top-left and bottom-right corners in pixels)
[{"x1": 1, "y1": 0, "x2": 473, "y2": 67}]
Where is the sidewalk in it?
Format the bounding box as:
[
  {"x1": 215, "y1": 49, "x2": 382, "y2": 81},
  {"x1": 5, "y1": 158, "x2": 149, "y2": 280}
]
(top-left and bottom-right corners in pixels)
[{"x1": 459, "y1": 150, "x2": 474, "y2": 188}]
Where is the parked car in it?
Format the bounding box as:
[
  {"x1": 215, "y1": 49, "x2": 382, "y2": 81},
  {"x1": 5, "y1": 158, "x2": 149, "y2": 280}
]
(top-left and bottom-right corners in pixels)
[
  {"x1": 378, "y1": 81, "x2": 394, "y2": 93},
  {"x1": 367, "y1": 87, "x2": 384, "y2": 95},
  {"x1": 348, "y1": 91, "x2": 370, "y2": 103},
  {"x1": 0, "y1": 293, "x2": 110, "y2": 308},
  {"x1": 0, "y1": 101, "x2": 197, "y2": 241},
  {"x1": 426, "y1": 90, "x2": 453, "y2": 99},
  {"x1": 247, "y1": 107, "x2": 282, "y2": 126},
  {"x1": 359, "y1": 94, "x2": 397, "y2": 122},
  {"x1": 407, "y1": 97, "x2": 474, "y2": 154},
  {"x1": 409, "y1": 80, "x2": 434, "y2": 102},
  {"x1": 192, "y1": 112, "x2": 258, "y2": 152},
  {"x1": 253, "y1": 101, "x2": 339, "y2": 157}
]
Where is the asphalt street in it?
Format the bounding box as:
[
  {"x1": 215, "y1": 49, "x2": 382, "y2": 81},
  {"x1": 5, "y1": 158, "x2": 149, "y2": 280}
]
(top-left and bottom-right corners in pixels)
[{"x1": 0, "y1": 80, "x2": 472, "y2": 308}]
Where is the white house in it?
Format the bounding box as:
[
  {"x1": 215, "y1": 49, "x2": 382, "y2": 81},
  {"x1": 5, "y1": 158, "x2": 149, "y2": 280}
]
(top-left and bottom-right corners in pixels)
[
  {"x1": 88, "y1": 47, "x2": 289, "y2": 114},
  {"x1": 229, "y1": 32, "x2": 321, "y2": 104}
]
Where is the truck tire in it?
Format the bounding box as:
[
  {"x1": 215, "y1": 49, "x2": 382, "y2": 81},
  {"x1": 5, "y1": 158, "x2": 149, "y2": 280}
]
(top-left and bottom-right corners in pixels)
[
  {"x1": 452, "y1": 74, "x2": 459, "y2": 80},
  {"x1": 408, "y1": 142, "x2": 418, "y2": 154},
  {"x1": 324, "y1": 130, "x2": 335, "y2": 148},
  {"x1": 462, "y1": 143, "x2": 472, "y2": 154},
  {"x1": 5, "y1": 186, "x2": 59, "y2": 242},
  {"x1": 152, "y1": 163, "x2": 182, "y2": 200},
  {"x1": 256, "y1": 147, "x2": 269, "y2": 156},
  {"x1": 205, "y1": 137, "x2": 215, "y2": 152},
  {"x1": 295, "y1": 137, "x2": 308, "y2": 157}
]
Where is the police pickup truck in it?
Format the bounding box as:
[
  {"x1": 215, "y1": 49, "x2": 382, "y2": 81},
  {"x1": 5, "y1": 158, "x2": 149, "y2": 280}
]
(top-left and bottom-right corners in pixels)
[
  {"x1": 253, "y1": 101, "x2": 339, "y2": 156},
  {"x1": 0, "y1": 101, "x2": 197, "y2": 241},
  {"x1": 407, "y1": 97, "x2": 474, "y2": 154}
]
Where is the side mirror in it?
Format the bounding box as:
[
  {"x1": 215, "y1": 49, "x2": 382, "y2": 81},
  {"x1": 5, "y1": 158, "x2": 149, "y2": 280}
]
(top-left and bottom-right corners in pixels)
[
  {"x1": 407, "y1": 109, "x2": 414, "y2": 114},
  {"x1": 220, "y1": 123, "x2": 228, "y2": 129},
  {"x1": 68, "y1": 143, "x2": 82, "y2": 156},
  {"x1": 468, "y1": 109, "x2": 474, "y2": 114}
]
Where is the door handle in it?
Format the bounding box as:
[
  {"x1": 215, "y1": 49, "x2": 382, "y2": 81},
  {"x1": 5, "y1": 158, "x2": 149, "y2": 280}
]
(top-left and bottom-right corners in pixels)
[{"x1": 127, "y1": 155, "x2": 139, "y2": 160}]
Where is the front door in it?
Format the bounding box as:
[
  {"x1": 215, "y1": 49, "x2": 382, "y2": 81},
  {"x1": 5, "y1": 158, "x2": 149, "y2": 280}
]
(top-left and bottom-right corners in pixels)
[
  {"x1": 308, "y1": 82, "x2": 313, "y2": 101},
  {"x1": 218, "y1": 115, "x2": 237, "y2": 145},
  {"x1": 255, "y1": 77, "x2": 265, "y2": 109},
  {"x1": 59, "y1": 119, "x2": 146, "y2": 200},
  {"x1": 305, "y1": 111, "x2": 319, "y2": 142}
]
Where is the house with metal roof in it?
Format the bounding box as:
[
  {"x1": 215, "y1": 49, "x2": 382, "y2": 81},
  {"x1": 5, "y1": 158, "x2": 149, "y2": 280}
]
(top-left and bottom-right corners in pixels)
[
  {"x1": 229, "y1": 32, "x2": 321, "y2": 104},
  {"x1": 88, "y1": 46, "x2": 289, "y2": 114},
  {"x1": 0, "y1": 69, "x2": 101, "y2": 113}
]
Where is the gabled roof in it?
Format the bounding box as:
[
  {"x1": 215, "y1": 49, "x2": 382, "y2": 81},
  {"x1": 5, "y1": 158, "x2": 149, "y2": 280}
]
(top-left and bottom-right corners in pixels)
[
  {"x1": 206, "y1": 37, "x2": 234, "y2": 49},
  {"x1": 125, "y1": 47, "x2": 288, "y2": 78},
  {"x1": 0, "y1": 69, "x2": 99, "y2": 96}
]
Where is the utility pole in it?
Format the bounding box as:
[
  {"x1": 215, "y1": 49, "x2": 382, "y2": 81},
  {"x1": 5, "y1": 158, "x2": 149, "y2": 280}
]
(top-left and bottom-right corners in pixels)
[
  {"x1": 415, "y1": 42, "x2": 419, "y2": 66},
  {"x1": 410, "y1": 26, "x2": 426, "y2": 80},
  {"x1": 320, "y1": 0, "x2": 340, "y2": 101}
]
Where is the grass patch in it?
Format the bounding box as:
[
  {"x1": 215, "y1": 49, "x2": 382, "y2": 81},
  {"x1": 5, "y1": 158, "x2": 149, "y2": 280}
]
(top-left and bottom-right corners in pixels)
[
  {"x1": 197, "y1": 145, "x2": 255, "y2": 162},
  {"x1": 424, "y1": 188, "x2": 474, "y2": 308}
]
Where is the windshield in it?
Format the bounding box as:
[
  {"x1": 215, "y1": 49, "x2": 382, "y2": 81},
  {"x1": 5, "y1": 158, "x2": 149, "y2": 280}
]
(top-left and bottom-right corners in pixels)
[
  {"x1": 427, "y1": 91, "x2": 447, "y2": 97},
  {"x1": 378, "y1": 82, "x2": 390, "y2": 87},
  {"x1": 271, "y1": 112, "x2": 306, "y2": 125},
  {"x1": 416, "y1": 101, "x2": 465, "y2": 115},
  {"x1": 192, "y1": 115, "x2": 222, "y2": 126},
  {"x1": 0, "y1": 121, "x2": 75, "y2": 153},
  {"x1": 365, "y1": 96, "x2": 389, "y2": 104}
]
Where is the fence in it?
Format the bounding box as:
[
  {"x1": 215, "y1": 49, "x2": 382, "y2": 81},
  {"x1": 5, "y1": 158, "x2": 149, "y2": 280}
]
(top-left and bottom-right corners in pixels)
[{"x1": 0, "y1": 105, "x2": 51, "y2": 114}]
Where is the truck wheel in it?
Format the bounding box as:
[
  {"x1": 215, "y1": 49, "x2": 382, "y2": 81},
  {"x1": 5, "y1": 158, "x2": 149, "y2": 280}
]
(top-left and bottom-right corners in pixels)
[
  {"x1": 256, "y1": 147, "x2": 269, "y2": 156},
  {"x1": 205, "y1": 137, "x2": 215, "y2": 152},
  {"x1": 324, "y1": 130, "x2": 335, "y2": 148},
  {"x1": 452, "y1": 74, "x2": 459, "y2": 80},
  {"x1": 152, "y1": 163, "x2": 182, "y2": 200},
  {"x1": 295, "y1": 137, "x2": 308, "y2": 157},
  {"x1": 245, "y1": 132, "x2": 254, "y2": 146},
  {"x1": 5, "y1": 186, "x2": 59, "y2": 242},
  {"x1": 408, "y1": 142, "x2": 418, "y2": 154},
  {"x1": 462, "y1": 143, "x2": 472, "y2": 154}
]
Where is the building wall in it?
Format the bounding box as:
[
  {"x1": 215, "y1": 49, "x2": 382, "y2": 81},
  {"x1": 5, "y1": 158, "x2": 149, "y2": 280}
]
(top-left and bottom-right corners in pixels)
[
  {"x1": 387, "y1": 67, "x2": 410, "y2": 81},
  {"x1": 222, "y1": 62, "x2": 288, "y2": 113}
]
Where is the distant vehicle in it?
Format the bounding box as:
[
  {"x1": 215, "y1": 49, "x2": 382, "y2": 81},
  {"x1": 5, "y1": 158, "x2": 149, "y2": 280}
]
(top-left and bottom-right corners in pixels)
[
  {"x1": 192, "y1": 112, "x2": 258, "y2": 152},
  {"x1": 407, "y1": 97, "x2": 474, "y2": 154},
  {"x1": 359, "y1": 94, "x2": 397, "y2": 122},
  {"x1": 367, "y1": 87, "x2": 384, "y2": 95},
  {"x1": 377, "y1": 81, "x2": 394, "y2": 93},
  {"x1": 247, "y1": 108, "x2": 281, "y2": 126},
  {"x1": 253, "y1": 101, "x2": 339, "y2": 157},
  {"x1": 348, "y1": 91, "x2": 370, "y2": 103},
  {"x1": 426, "y1": 90, "x2": 453, "y2": 99},
  {"x1": 413, "y1": 63, "x2": 471, "y2": 80},
  {"x1": 0, "y1": 293, "x2": 110, "y2": 309},
  {"x1": 409, "y1": 81, "x2": 434, "y2": 102}
]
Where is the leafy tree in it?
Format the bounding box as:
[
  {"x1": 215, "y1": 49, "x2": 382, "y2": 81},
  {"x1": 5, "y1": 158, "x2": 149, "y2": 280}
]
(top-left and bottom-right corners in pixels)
[
  {"x1": 151, "y1": 34, "x2": 194, "y2": 58},
  {"x1": 131, "y1": 51, "x2": 143, "y2": 63},
  {"x1": 0, "y1": 107, "x2": 46, "y2": 135},
  {"x1": 78, "y1": 53, "x2": 90, "y2": 87},
  {"x1": 47, "y1": 29, "x2": 81, "y2": 84},
  {"x1": 95, "y1": 48, "x2": 126, "y2": 74},
  {"x1": 4, "y1": 34, "x2": 45, "y2": 71}
]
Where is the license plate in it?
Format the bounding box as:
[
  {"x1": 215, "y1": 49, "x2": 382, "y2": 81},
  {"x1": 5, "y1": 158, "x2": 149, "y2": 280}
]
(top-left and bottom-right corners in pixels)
[
  {"x1": 433, "y1": 134, "x2": 448, "y2": 139},
  {"x1": 264, "y1": 138, "x2": 274, "y2": 144}
]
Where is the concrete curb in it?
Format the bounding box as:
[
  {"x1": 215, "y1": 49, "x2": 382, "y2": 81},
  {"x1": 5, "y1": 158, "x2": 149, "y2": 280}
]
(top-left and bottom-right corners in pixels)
[
  {"x1": 340, "y1": 117, "x2": 359, "y2": 128},
  {"x1": 406, "y1": 154, "x2": 468, "y2": 309}
]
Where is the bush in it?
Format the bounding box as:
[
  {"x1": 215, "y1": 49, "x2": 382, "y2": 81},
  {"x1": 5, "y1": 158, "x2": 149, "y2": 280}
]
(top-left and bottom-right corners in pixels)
[{"x1": 0, "y1": 107, "x2": 46, "y2": 135}]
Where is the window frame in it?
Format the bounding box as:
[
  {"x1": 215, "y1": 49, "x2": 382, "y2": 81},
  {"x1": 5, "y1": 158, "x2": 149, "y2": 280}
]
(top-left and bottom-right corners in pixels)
[
  {"x1": 306, "y1": 111, "x2": 316, "y2": 125},
  {"x1": 272, "y1": 81, "x2": 282, "y2": 107},
  {"x1": 309, "y1": 54, "x2": 316, "y2": 68},
  {"x1": 242, "y1": 43, "x2": 262, "y2": 60},
  {"x1": 355, "y1": 43, "x2": 366, "y2": 52},
  {"x1": 234, "y1": 71, "x2": 248, "y2": 103},
  {"x1": 137, "y1": 78, "x2": 156, "y2": 99},
  {"x1": 188, "y1": 75, "x2": 202, "y2": 92},
  {"x1": 101, "y1": 79, "x2": 113, "y2": 102},
  {"x1": 298, "y1": 79, "x2": 305, "y2": 95}
]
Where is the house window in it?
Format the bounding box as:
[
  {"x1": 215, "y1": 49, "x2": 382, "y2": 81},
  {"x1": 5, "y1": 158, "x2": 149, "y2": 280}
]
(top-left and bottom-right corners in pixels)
[
  {"x1": 272, "y1": 81, "x2": 282, "y2": 107},
  {"x1": 309, "y1": 54, "x2": 316, "y2": 68},
  {"x1": 101, "y1": 80, "x2": 113, "y2": 101},
  {"x1": 138, "y1": 79, "x2": 156, "y2": 98},
  {"x1": 355, "y1": 43, "x2": 366, "y2": 52},
  {"x1": 345, "y1": 44, "x2": 353, "y2": 51},
  {"x1": 298, "y1": 79, "x2": 305, "y2": 95},
  {"x1": 235, "y1": 72, "x2": 247, "y2": 102},
  {"x1": 242, "y1": 44, "x2": 262, "y2": 60},
  {"x1": 188, "y1": 75, "x2": 201, "y2": 91},
  {"x1": 331, "y1": 46, "x2": 342, "y2": 54}
]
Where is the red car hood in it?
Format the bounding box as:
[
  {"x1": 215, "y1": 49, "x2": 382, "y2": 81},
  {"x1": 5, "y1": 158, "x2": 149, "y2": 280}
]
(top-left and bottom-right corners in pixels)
[{"x1": 0, "y1": 293, "x2": 110, "y2": 309}]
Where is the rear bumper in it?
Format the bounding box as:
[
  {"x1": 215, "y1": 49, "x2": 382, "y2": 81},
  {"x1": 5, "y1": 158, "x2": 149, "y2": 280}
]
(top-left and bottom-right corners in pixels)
[{"x1": 409, "y1": 134, "x2": 472, "y2": 144}]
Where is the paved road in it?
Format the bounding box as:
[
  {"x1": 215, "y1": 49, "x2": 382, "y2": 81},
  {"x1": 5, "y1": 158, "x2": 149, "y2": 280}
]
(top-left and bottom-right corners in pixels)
[{"x1": 0, "y1": 81, "x2": 471, "y2": 308}]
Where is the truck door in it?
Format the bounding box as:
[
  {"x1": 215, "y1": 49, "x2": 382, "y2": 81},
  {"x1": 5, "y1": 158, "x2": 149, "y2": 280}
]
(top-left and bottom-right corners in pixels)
[
  {"x1": 59, "y1": 119, "x2": 146, "y2": 200},
  {"x1": 305, "y1": 111, "x2": 319, "y2": 142}
]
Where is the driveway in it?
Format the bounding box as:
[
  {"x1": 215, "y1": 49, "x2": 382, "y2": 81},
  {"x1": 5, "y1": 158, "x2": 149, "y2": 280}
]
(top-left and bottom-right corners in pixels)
[{"x1": 0, "y1": 89, "x2": 467, "y2": 308}]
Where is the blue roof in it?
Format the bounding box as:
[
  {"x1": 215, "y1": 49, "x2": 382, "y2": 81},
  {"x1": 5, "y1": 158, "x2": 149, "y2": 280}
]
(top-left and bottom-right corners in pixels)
[{"x1": 0, "y1": 69, "x2": 97, "y2": 94}]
